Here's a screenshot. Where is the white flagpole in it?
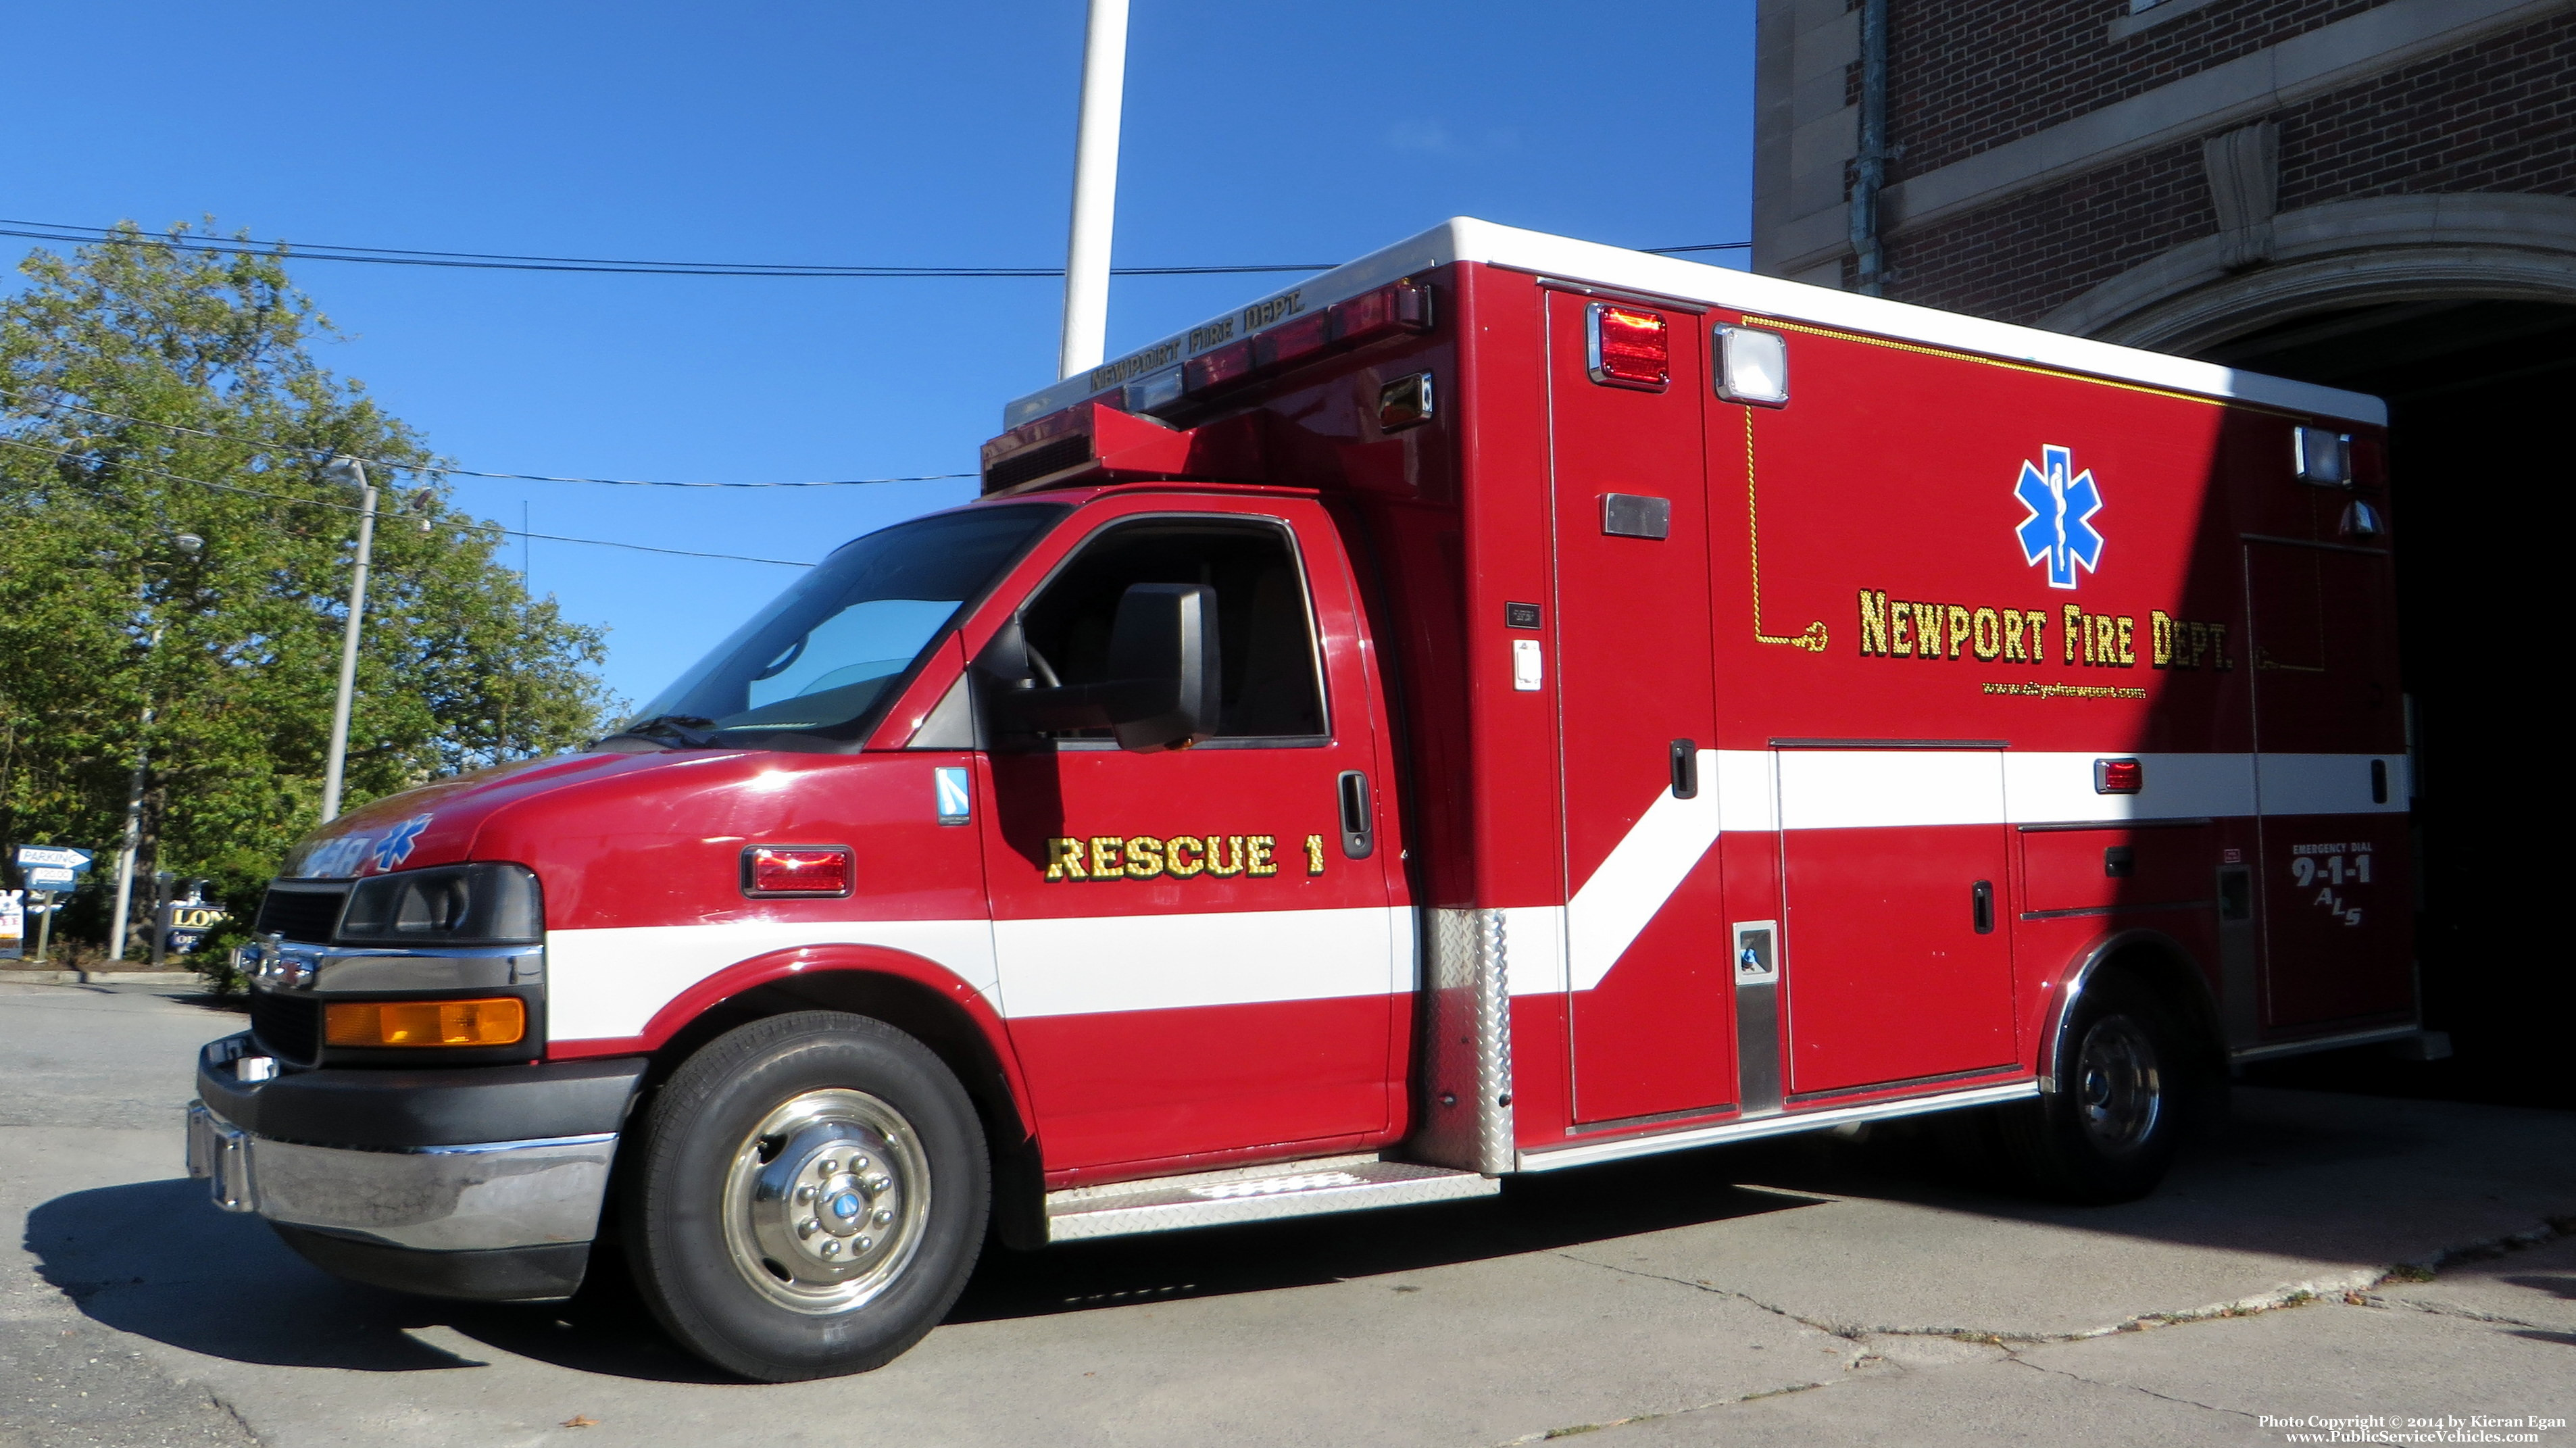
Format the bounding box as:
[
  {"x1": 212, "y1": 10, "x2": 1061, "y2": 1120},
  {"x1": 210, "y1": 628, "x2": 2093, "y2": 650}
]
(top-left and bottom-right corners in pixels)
[{"x1": 1057, "y1": 0, "x2": 1130, "y2": 380}]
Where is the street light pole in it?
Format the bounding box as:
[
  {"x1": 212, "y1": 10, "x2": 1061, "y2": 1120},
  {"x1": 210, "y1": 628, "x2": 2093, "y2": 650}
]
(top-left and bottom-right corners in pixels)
[
  {"x1": 107, "y1": 532, "x2": 200, "y2": 961},
  {"x1": 1057, "y1": 0, "x2": 1129, "y2": 380},
  {"x1": 319, "y1": 457, "x2": 378, "y2": 823},
  {"x1": 106, "y1": 619, "x2": 161, "y2": 962}
]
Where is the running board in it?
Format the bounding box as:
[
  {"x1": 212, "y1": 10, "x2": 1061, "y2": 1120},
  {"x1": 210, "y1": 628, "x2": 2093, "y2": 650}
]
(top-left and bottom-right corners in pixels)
[
  {"x1": 1516, "y1": 1080, "x2": 2040, "y2": 1173},
  {"x1": 1044, "y1": 1153, "x2": 1497, "y2": 1243},
  {"x1": 2229, "y1": 1024, "x2": 2433, "y2": 1064}
]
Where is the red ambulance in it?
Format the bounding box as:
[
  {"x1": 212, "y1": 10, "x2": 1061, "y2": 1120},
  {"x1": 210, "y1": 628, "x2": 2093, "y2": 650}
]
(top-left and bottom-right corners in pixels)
[{"x1": 188, "y1": 219, "x2": 2421, "y2": 1380}]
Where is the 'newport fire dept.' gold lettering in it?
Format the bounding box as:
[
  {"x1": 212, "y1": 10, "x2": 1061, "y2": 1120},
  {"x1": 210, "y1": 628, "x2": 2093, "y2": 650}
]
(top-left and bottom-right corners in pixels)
[
  {"x1": 1044, "y1": 834, "x2": 1322, "y2": 881},
  {"x1": 1854, "y1": 589, "x2": 2230, "y2": 671}
]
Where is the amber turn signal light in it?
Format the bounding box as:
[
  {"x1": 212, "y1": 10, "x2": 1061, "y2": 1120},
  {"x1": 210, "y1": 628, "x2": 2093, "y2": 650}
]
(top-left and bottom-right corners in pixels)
[{"x1": 324, "y1": 997, "x2": 526, "y2": 1048}]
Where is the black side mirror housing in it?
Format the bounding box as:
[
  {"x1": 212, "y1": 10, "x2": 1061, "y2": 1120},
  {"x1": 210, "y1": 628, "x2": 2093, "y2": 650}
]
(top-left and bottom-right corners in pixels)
[{"x1": 976, "y1": 583, "x2": 1219, "y2": 753}]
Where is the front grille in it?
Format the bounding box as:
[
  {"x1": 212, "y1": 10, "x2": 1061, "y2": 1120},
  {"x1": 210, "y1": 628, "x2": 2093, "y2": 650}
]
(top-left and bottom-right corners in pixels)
[
  {"x1": 249, "y1": 991, "x2": 322, "y2": 1067},
  {"x1": 253, "y1": 881, "x2": 350, "y2": 944}
]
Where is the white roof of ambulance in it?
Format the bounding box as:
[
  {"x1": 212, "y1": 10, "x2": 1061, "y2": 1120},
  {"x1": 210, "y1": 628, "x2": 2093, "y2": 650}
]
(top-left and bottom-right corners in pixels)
[{"x1": 1003, "y1": 217, "x2": 2385, "y2": 430}]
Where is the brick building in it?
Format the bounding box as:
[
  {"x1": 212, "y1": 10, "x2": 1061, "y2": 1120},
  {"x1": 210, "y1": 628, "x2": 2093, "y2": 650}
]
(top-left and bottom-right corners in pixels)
[{"x1": 1751, "y1": 0, "x2": 2575, "y2": 1099}]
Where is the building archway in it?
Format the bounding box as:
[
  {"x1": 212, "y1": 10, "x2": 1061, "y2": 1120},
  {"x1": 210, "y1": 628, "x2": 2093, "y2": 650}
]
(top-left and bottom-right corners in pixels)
[{"x1": 2052, "y1": 196, "x2": 2576, "y2": 1105}]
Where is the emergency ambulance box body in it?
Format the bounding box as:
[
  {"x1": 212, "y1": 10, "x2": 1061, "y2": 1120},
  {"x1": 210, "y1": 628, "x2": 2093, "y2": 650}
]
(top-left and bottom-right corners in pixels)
[{"x1": 201, "y1": 221, "x2": 2408, "y2": 1344}]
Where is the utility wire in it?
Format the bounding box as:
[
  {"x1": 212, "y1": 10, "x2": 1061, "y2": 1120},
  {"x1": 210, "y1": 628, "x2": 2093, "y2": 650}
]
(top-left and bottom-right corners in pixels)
[
  {"x1": 0, "y1": 219, "x2": 1334, "y2": 278},
  {"x1": 2, "y1": 389, "x2": 973, "y2": 484},
  {"x1": 1, "y1": 216, "x2": 1749, "y2": 279},
  {"x1": 0, "y1": 438, "x2": 816, "y2": 566}
]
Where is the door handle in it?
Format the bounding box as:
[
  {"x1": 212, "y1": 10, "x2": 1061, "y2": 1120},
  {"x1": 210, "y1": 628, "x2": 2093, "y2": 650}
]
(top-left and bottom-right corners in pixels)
[
  {"x1": 1337, "y1": 771, "x2": 1375, "y2": 860},
  {"x1": 1670, "y1": 739, "x2": 1698, "y2": 799},
  {"x1": 1971, "y1": 880, "x2": 1995, "y2": 934}
]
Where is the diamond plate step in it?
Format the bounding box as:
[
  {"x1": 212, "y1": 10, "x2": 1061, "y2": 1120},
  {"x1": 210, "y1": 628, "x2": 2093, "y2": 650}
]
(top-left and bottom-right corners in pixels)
[{"x1": 1043, "y1": 1153, "x2": 1497, "y2": 1243}]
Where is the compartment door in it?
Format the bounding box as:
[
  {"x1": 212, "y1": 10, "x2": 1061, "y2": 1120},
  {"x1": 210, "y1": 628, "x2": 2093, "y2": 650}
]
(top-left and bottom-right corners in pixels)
[
  {"x1": 1545, "y1": 288, "x2": 1735, "y2": 1125},
  {"x1": 2244, "y1": 539, "x2": 2410, "y2": 1026},
  {"x1": 1777, "y1": 749, "x2": 2017, "y2": 1095}
]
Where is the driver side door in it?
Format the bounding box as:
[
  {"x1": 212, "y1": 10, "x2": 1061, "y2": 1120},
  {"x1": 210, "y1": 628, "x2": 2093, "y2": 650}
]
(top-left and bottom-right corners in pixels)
[{"x1": 974, "y1": 499, "x2": 1405, "y2": 1178}]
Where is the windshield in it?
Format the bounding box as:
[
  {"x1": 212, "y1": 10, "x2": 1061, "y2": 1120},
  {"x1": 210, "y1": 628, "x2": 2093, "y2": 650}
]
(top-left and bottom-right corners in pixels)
[{"x1": 624, "y1": 503, "x2": 1064, "y2": 749}]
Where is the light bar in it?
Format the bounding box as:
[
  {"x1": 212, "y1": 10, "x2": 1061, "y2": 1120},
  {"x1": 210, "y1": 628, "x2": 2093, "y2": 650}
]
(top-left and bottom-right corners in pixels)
[{"x1": 1161, "y1": 280, "x2": 1433, "y2": 410}]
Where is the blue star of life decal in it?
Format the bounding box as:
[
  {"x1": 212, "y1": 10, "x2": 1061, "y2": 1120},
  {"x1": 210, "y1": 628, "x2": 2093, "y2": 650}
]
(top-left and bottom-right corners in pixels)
[
  {"x1": 2014, "y1": 445, "x2": 2105, "y2": 590},
  {"x1": 370, "y1": 814, "x2": 432, "y2": 872}
]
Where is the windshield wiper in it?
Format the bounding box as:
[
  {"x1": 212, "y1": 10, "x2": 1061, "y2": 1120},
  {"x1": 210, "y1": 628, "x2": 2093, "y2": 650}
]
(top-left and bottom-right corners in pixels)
[{"x1": 600, "y1": 713, "x2": 724, "y2": 748}]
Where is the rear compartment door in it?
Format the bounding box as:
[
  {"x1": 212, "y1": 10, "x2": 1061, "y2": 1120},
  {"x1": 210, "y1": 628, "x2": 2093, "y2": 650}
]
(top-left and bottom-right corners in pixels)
[
  {"x1": 2244, "y1": 539, "x2": 2410, "y2": 1026},
  {"x1": 1544, "y1": 288, "x2": 1736, "y2": 1125}
]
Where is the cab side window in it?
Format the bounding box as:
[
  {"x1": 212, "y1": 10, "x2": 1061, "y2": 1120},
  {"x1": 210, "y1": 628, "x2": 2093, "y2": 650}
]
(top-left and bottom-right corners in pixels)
[{"x1": 1019, "y1": 520, "x2": 1326, "y2": 741}]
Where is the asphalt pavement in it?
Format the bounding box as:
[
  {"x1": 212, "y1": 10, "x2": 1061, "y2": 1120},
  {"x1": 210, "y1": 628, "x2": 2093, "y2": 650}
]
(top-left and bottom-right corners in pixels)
[{"x1": 3, "y1": 978, "x2": 2570, "y2": 1448}]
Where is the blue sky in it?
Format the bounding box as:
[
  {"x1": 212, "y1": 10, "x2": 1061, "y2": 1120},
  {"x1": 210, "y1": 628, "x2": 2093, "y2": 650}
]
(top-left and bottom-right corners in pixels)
[{"x1": 3, "y1": 1, "x2": 1754, "y2": 709}]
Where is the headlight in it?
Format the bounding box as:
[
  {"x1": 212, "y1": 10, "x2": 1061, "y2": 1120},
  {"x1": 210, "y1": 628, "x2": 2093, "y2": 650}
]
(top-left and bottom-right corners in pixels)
[{"x1": 335, "y1": 863, "x2": 543, "y2": 947}]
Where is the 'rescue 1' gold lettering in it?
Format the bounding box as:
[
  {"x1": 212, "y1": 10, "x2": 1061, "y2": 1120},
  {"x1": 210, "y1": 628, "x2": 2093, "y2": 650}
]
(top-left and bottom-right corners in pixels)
[{"x1": 1041, "y1": 834, "x2": 1303, "y2": 882}]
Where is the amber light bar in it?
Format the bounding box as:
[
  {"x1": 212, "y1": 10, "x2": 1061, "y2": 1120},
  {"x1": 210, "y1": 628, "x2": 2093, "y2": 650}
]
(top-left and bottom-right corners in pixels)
[{"x1": 325, "y1": 997, "x2": 527, "y2": 1048}]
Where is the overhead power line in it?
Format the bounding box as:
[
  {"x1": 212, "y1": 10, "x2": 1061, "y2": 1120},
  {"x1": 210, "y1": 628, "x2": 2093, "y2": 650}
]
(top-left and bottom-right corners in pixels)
[
  {"x1": 0, "y1": 437, "x2": 815, "y2": 566},
  {"x1": 0, "y1": 391, "x2": 974, "y2": 489},
  {"x1": 0, "y1": 217, "x2": 1750, "y2": 280},
  {"x1": 0, "y1": 219, "x2": 1333, "y2": 278}
]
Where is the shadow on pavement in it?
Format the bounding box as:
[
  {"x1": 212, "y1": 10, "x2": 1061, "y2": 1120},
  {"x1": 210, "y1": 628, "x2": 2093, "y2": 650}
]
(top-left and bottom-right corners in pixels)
[
  {"x1": 22, "y1": 1177, "x2": 728, "y2": 1383},
  {"x1": 949, "y1": 1146, "x2": 1827, "y2": 1324},
  {"x1": 25, "y1": 1149, "x2": 1825, "y2": 1384},
  {"x1": 27, "y1": 1087, "x2": 2572, "y2": 1384}
]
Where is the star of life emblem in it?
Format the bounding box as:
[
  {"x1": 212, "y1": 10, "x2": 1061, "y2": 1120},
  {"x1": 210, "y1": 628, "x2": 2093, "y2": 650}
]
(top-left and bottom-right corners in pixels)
[{"x1": 2014, "y1": 445, "x2": 2104, "y2": 589}]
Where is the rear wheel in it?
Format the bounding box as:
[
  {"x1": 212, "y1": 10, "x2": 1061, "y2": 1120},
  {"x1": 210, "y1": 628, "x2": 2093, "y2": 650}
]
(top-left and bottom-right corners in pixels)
[
  {"x1": 2001, "y1": 974, "x2": 2190, "y2": 1203},
  {"x1": 625, "y1": 1011, "x2": 988, "y2": 1380}
]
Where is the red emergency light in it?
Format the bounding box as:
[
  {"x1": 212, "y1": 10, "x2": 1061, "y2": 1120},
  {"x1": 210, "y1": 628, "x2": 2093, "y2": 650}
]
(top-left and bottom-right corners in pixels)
[
  {"x1": 1176, "y1": 280, "x2": 1433, "y2": 407},
  {"x1": 979, "y1": 280, "x2": 1433, "y2": 493},
  {"x1": 979, "y1": 401, "x2": 1268, "y2": 494},
  {"x1": 742, "y1": 845, "x2": 854, "y2": 897},
  {"x1": 1586, "y1": 303, "x2": 1670, "y2": 389},
  {"x1": 2093, "y1": 758, "x2": 2144, "y2": 795}
]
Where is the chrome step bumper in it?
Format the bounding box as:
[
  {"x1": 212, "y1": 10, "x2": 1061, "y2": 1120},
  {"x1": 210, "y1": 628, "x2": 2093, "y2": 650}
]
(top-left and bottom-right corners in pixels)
[
  {"x1": 185, "y1": 1100, "x2": 615, "y2": 1252},
  {"x1": 1044, "y1": 1153, "x2": 1496, "y2": 1243}
]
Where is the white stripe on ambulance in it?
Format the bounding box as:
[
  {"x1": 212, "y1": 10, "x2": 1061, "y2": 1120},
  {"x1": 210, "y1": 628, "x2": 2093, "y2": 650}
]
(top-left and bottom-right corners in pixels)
[{"x1": 546, "y1": 750, "x2": 2402, "y2": 1041}]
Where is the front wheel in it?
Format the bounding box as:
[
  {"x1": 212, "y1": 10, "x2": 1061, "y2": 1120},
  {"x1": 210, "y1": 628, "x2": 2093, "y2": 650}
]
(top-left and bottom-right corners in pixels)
[
  {"x1": 624, "y1": 1011, "x2": 989, "y2": 1380},
  {"x1": 2000, "y1": 974, "x2": 2191, "y2": 1203}
]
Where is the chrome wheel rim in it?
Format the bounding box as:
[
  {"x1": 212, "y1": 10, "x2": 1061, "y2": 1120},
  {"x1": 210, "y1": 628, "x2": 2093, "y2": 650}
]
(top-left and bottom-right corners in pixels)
[
  {"x1": 2074, "y1": 1015, "x2": 2162, "y2": 1154},
  {"x1": 720, "y1": 1088, "x2": 931, "y2": 1316}
]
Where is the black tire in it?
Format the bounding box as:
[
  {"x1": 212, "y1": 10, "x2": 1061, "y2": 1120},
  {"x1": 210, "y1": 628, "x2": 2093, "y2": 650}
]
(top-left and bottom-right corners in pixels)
[
  {"x1": 623, "y1": 1010, "x2": 989, "y2": 1380},
  {"x1": 1998, "y1": 973, "x2": 2191, "y2": 1204}
]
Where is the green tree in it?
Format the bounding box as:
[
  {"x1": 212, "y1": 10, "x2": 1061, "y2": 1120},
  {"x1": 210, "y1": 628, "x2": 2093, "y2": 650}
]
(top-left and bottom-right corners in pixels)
[{"x1": 0, "y1": 222, "x2": 614, "y2": 959}]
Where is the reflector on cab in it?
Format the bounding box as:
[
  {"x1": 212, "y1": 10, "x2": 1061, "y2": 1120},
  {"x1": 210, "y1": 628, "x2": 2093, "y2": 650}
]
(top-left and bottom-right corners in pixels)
[{"x1": 743, "y1": 845, "x2": 855, "y2": 898}]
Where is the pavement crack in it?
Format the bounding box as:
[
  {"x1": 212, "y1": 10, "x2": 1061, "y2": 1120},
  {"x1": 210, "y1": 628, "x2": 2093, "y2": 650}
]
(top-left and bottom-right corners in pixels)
[
  {"x1": 1489, "y1": 1382, "x2": 1833, "y2": 1446},
  {"x1": 207, "y1": 1385, "x2": 266, "y2": 1445},
  {"x1": 1552, "y1": 1252, "x2": 1864, "y2": 1343},
  {"x1": 1553, "y1": 1214, "x2": 2576, "y2": 1357},
  {"x1": 2370, "y1": 1295, "x2": 2567, "y2": 1332},
  {"x1": 2005, "y1": 1353, "x2": 2261, "y2": 1422}
]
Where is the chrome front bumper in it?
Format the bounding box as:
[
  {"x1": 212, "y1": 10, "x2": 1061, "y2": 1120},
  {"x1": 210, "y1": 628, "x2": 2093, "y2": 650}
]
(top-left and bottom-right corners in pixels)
[{"x1": 185, "y1": 1100, "x2": 616, "y2": 1252}]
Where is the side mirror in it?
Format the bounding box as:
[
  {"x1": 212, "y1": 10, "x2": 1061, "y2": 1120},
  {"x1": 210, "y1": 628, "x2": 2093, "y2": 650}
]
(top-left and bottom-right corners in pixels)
[{"x1": 976, "y1": 584, "x2": 1220, "y2": 753}]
